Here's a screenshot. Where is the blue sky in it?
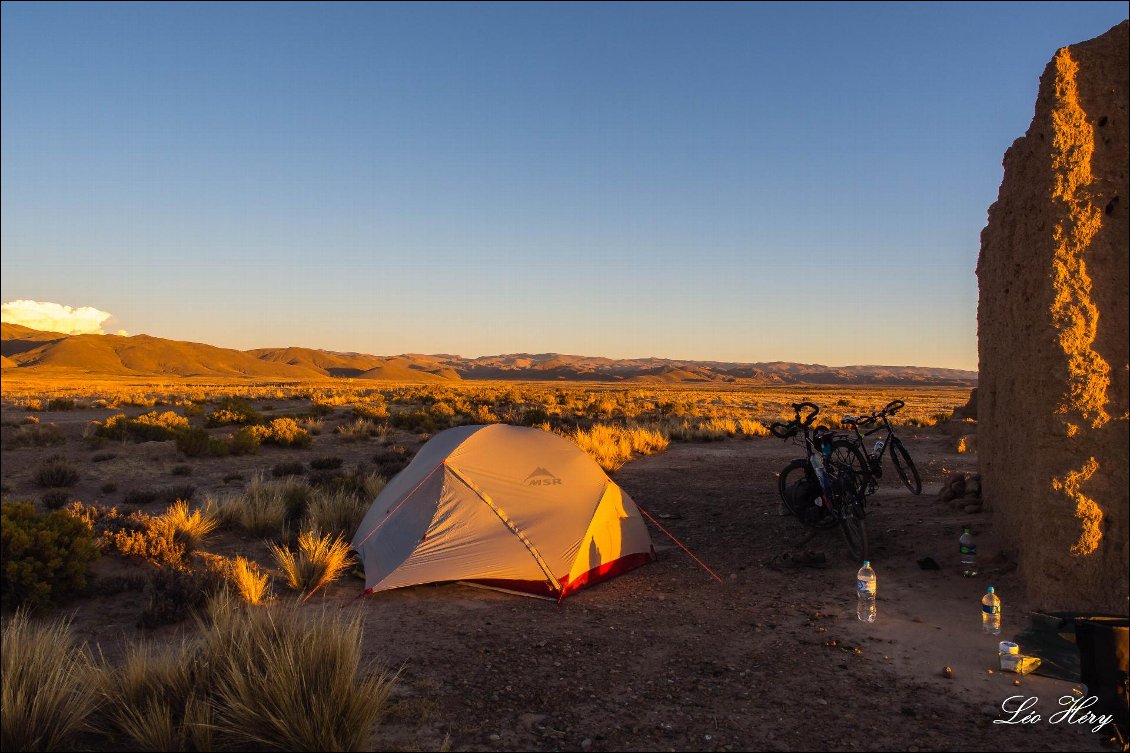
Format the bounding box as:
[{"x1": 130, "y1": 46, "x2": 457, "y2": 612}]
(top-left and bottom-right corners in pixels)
[{"x1": 2, "y1": 2, "x2": 1126, "y2": 370}]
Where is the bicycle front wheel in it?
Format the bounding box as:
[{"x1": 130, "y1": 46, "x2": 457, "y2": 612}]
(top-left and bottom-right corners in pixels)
[
  {"x1": 830, "y1": 439, "x2": 871, "y2": 495},
  {"x1": 889, "y1": 438, "x2": 922, "y2": 495},
  {"x1": 838, "y1": 492, "x2": 869, "y2": 562}
]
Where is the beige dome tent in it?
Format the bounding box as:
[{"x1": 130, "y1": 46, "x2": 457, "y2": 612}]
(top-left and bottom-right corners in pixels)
[{"x1": 351, "y1": 424, "x2": 655, "y2": 598}]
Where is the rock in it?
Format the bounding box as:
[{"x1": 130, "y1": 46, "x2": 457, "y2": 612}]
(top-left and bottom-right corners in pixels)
[
  {"x1": 939, "y1": 488, "x2": 957, "y2": 503},
  {"x1": 977, "y1": 20, "x2": 1129, "y2": 612},
  {"x1": 942, "y1": 471, "x2": 966, "y2": 493},
  {"x1": 965, "y1": 475, "x2": 982, "y2": 497},
  {"x1": 942, "y1": 665, "x2": 954, "y2": 679}
]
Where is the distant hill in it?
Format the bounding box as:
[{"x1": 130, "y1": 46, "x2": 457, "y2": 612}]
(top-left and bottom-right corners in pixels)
[{"x1": 0, "y1": 325, "x2": 977, "y2": 385}]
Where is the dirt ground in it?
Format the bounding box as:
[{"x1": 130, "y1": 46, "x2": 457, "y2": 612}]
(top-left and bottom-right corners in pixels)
[{"x1": 1, "y1": 408, "x2": 1115, "y2": 752}]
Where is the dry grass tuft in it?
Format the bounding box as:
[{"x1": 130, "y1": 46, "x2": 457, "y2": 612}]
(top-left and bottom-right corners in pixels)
[
  {"x1": 206, "y1": 596, "x2": 396, "y2": 751},
  {"x1": 1, "y1": 611, "x2": 98, "y2": 752},
  {"x1": 228, "y1": 555, "x2": 271, "y2": 605},
  {"x1": 270, "y1": 530, "x2": 352, "y2": 597},
  {"x1": 161, "y1": 499, "x2": 218, "y2": 553},
  {"x1": 305, "y1": 489, "x2": 372, "y2": 537},
  {"x1": 570, "y1": 424, "x2": 669, "y2": 471}
]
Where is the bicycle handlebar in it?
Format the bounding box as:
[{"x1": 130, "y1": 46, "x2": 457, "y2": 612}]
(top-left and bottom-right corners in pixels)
[
  {"x1": 769, "y1": 421, "x2": 798, "y2": 439},
  {"x1": 884, "y1": 399, "x2": 905, "y2": 415},
  {"x1": 791, "y1": 402, "x2": 820, "y2": 426}
]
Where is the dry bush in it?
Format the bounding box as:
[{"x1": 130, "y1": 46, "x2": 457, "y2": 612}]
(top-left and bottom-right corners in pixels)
[
  {"x1": 6, "y1": 422, "x2": 65, "y2": 448},
  {"x1": 248, "y1": 417, "x2": 313, "y2": 449},
  {"x1": 34, "y1": 455, "x2": 80, "y2": 487},
  {"x1": 1, "y1": 612, "x2": 99, "y2": 752},
  {"x1": 2, "y1": 503, "x2": 99, "y2": 608},
  {"x1": 270, "y1": 531, "x2": 351, "y2": 597}
]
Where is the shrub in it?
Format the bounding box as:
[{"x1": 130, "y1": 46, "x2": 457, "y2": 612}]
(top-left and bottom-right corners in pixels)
[
  {"x1": 1, "y1": 503, "x2": 99, "y2": 608},
  {"x1": 91, "y1": 451, "x2": 118, "y2": 462},
  {"x1": 100, "y1": 482, "x2": 118, "y2": 494},
  {"x1": 175, "y1": 427, "x2": 236, "y2": 458},
  {"x1": 40, "y1": 490, "x2": 73, "y2": 510},
  {"x1": 138, "y1": 563, "x2": 224, "y2": 628},
  {"x1": 352, "y1": 403, "x2": 390, "y2": 421},
  {"x1": 390, "y1": 409, "x2": 435, "y2": 433},
  {"x1": 20, "y1": 415, "x2": 40, "y2": 425},
  {"x1": 310, "y1": 456, "x2": 344, "y2": 471},
  {"x1": 34, "y1": 455, "x2": 79, "y2": 487},
  {"x1": 171, "y1": 464, "x2": 192, "y2": 476},
  {"x1": 122, "y1": 489, "x2": 159, "y2": 506},
  {"x1": 269, "y1": 531, "x2": 351, "y2": 597},
  {"x1": 6, "y1": 423, "x2": 66, "y2": 448},
  {"x1": 1, "y1": 612, "x2": 99, "y2": 752},
  {"x1": 206, "y1": 397, "x2": 263, "y2": 427},
  {"x1": 230, "y1": 426, "x2": 262, "y2": 455},
  {"x1": 248, "y1": 418, "x2": 312, "y2": 449},
  {"x1": 272, "y1": 460, "x2": 306, "y2": 478},
  {"x1": 311, "y1": 467, "x2": 386, "y2": 501},
  {"x1": 46, "y1": 398, "x2": 76, "y2": 411},
  {"x1": 96, "y1": 411, "x2": 189, "y2": 442},
  {"x1": 372, "y1": 445, "x2": 412, "y2": 477}
]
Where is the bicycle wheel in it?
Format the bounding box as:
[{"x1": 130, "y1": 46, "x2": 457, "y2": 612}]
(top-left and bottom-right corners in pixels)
[
  {"x1": 777, "y1": 460, "x2": 837, "y2": 529},
  {"x1": 839, "y1": 499, "x2": 869, "y2": 562},
  {"x1": 889, "y1": 438, "x2": 922, "y2": 495},
  {"x1": 830, "y1": 439, "x2": 871, "y2": 495}
]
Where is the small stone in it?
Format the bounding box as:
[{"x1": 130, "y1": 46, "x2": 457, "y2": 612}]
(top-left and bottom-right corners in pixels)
[
  {"x1": 1014, "y1": 679, "x2": 1021, "y2": 686},
  {"x1": 581, "y1": 739, "x2": 592, "y2": 749},
  {"x1": 986, "y1": 668, "x2": 994, "y2": 674},
  {"x1": 489, "y1": 733, "x2": 501, "y2": 742},
  {"x1": 942, "y1": 665, "x2": 954, "y2": 679}
]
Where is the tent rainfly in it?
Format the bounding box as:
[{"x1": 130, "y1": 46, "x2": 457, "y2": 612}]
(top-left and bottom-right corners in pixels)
[{"x1": 351, "y1": 424, "x2": 655, "y2": 598}]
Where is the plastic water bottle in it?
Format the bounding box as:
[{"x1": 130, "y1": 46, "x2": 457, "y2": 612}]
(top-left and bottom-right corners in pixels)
[
  {"x1": 960, "y1": 527, "x2": 978, "y2": 577},
  {"x1": 872, "y1": 439, "x2": 885, "y2": 456},
  {"x1": 982, "y1": 586, "x2": 1001, "y2": 634},
  {"x1": 856, "y1": 561, "x2": 877, "y2": 623}
]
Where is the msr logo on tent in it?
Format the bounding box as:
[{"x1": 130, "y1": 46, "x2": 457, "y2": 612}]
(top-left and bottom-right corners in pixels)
[{"x1": 525, "y1": 467, "x2": 562, "y2": 487}]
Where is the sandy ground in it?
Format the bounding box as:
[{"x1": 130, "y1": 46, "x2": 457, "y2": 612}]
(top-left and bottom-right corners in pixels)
[{"x1": 0, "y1": 408, "x2": 1115, "y2": 752}]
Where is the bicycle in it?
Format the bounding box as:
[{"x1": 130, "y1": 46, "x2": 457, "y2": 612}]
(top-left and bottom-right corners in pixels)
[
  {"x1": 839, "y1": 399, "x2": 922, "y2": 495},
  {"x1": 771, "y1": 402, "x2": 869, "y2": 562}
]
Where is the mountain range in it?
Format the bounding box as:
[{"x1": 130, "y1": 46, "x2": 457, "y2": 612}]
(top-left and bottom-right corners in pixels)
[{"x1": 0, "y1": 323, "x2": 977, "y2": 386}]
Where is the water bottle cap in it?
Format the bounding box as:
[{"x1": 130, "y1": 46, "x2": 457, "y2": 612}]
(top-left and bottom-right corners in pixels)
[
  {"x1": 987, "y1": 586, "x2": 995, "y2": 593},
  {"x1": 862, "y1": 560, "x2": 870, "y2": 567},
  {"x1": 963, "y1": 527, "x2": 971, "y2": 532}
]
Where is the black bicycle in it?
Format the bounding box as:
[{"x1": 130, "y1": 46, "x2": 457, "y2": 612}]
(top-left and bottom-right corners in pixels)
[
  {"x1": 840, "y1": 399, "x2": 922, "y2": 495},
  {"x1": 771, "y1": 402, "x2": 868, "y2": 562}
]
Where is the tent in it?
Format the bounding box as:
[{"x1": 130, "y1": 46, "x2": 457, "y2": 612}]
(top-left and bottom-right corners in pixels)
[{"x1": 351, "y1": 424, "x2": 655, "y2": 598}]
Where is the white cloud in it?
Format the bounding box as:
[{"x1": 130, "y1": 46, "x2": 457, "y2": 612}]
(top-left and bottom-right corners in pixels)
[
  {"x1": 114, "y1": 329, "x2": 130, "y2": 337},
  {"x1": 1, "y1": 300, "x2": 116, "y2": 335}
]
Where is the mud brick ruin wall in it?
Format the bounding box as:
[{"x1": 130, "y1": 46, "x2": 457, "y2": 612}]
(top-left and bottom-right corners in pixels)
[{"x1": 977, "y1": 21, "x2": 1128, "y2": 613}]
